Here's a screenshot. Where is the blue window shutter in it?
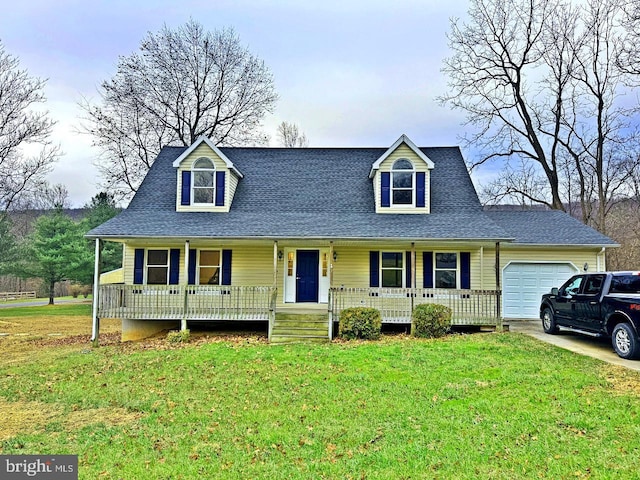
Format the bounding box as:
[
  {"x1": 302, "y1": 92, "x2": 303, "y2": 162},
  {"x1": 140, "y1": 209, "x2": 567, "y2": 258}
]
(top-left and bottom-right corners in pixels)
[
  {"x1": 461, "y1": 252, "x2": 471, "y2": 289},
  {"x1": 134, "y1": 249, "x2": 144, "y2": 285},
  {"x1": 416, "y1": 172, "x2": 426, "y2": 208},
  {"x1": 188, "y1": 249, "x2": 197, "y2": 285},
  {"x1": 215, "y1": 171, "x2": 226, "y2": 206},
  {"x1": 222, "y1": 250, "x2": 232, "y2": 285},
  {"x1": 406, "y1": 251, "x2": 412, "y2": 288},
  {"x1": 169, "y1": 249, "x2": 180, "y2": 285},
  {"x1": 369, "y1": 251, "x2": 379, "y2": 287},
  {"x1": 381, "y1": 172, "x2": 390, "y2": 207},
  {"x1": 181, "y1": 171, "x2": 191, "y2": 206},
  {"x1": 423, "y1": 252, "x2": 433, "y2": 288}
]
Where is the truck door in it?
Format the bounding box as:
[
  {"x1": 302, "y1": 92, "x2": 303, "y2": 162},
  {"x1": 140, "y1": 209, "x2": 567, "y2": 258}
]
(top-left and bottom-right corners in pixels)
[
  {"x1": 573, "y1": 274, "x2": 605, "y2": 331},
  {"x1": 554, "y1": 275, "x2": 585, "y2": 324}
]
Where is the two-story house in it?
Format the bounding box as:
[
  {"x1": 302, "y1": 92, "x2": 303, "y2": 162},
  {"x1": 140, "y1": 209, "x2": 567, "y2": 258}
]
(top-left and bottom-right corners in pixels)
[{"x1": 87, "y1": 135, "x2": 616, "y2": 343}]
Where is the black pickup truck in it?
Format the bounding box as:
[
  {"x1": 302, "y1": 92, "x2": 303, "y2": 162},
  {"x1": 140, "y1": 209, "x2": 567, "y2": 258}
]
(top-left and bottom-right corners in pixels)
[{"x1": 539, "y1": 272, "x2": 640, "y2": 359}]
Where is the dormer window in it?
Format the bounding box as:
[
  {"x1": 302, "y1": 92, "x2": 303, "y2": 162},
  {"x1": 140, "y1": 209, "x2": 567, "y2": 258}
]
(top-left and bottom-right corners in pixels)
[
  {"x1": 370, "y1": 135, "x2": 432, "y2": 213},
  {"x1": 192, "y1": 157, "x2": 215, "y2": 204},
  {"x1": 391, "y1": 159, "x2": 414, "y2": 206}
]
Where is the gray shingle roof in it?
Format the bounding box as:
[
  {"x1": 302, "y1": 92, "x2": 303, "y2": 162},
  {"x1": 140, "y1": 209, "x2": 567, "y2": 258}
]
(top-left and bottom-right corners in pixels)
[
  {"x1": 87, "y1": 145, "x2": 614, "y2": 246},
  {"x1": 485, "y1": 210, "x2": 617, "y2": 246}
]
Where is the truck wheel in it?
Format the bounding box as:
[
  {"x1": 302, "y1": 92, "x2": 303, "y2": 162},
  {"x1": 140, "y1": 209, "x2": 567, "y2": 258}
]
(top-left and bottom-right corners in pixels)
[
  {"x1": 612, "y1": 323, "x2": 640, "y2": 359},
  {"x1": 542, "y1": 308, "x2": 558, "y2": 334}
]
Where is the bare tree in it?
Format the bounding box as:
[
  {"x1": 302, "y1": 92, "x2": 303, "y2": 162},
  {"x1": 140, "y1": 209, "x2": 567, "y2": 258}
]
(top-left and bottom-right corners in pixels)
[
  {"x1": 441, "y1": 0, "x2": 566, "y2": 210},
  {"x1": 481, "y1": 159, "x2": 551, "y2": 208},
  {"x1": 10, "y1": 182, "x2": 70, "y2": 211},
  {"x1": 441, "y1": 0, "x2": 639, "y2": 233},
  {"x1": 0, "y1": 41, "x2": 59, "y2": 211},
  {"x1": 605, "y1": 198, "x2": 640, "y2": 270},
  {"x1": 80, "y1": 20, "x2": 278, "y2": 200},
  {"x1": 554, "y1": 0, "x2": 637, "y2": 233},
  {"x1": 277, "y1": 121, "x2": 309, "y2": 147},
  {"x1": 619, "y1": 1, "x2": 640, "y2": 77}
]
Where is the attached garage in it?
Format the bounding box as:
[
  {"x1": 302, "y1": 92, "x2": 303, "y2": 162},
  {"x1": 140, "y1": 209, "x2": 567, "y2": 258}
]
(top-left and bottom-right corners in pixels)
[{"x1": 503, "y1": 262, "x2": 579, "y2": 319}]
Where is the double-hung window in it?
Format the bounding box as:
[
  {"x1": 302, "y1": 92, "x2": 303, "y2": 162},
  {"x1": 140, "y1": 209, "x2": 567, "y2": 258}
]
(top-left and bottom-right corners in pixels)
[
  {"x1": 391, "y1": 159, "x2": 414, "y2": 206},
  {"x1": 192, "y1": 157, "x2": 215, "y2": 204},
  {"x1": 435, "y1": 253, "x2": 457, "y2": 289},
  {"x1": 146, "y1": 249, "x2": 169, "y2": 284},
  {"x1": 198, "y1": 250, "x2": 221, "y2": 285},
  {"x1": 381, "y1": 252, "x2": 404, "y2": 288}
]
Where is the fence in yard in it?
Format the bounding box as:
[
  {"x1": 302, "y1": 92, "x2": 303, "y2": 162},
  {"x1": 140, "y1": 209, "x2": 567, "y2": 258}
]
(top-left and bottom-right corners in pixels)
[{"x1": 0, "y1": 291, "x2": 37, "y2": 301}]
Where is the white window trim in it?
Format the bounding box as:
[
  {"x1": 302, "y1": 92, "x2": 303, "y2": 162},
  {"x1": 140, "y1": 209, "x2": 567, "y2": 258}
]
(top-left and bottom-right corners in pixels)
[
  {"x1": 390, "y1": 158, "x2": 415, "y2": 208},
  {"x1": 434, "y1": 252, "x2": 459, "y2": 289},
  {"x1": 145, "y1": 248, "x2": 170, "y2": 285},
  {"x1": 196, "y1": 249, "x2": 222, "y2": 286},
  {"x1": 192, "y1": 157, "x2": 216, "y2": 205},
  {"x1": 380, "y1": 251, "x2": 405, "y2": 288}
]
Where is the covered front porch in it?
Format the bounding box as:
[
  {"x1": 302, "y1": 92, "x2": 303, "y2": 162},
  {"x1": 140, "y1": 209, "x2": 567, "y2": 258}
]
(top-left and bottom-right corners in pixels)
[
  {"x1": 94, "y1": 283, "x2": 501, "y2": 341},
  {"x1": 90, "y1": 238, "x2": 505, "y2": 344}
]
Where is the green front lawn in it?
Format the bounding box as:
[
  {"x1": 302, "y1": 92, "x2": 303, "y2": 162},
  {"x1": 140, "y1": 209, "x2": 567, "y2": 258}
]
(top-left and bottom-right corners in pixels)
[
  {"x1": 1, "y1": 319, "x2": 639, "y2": 479},
  {"x1": 0, "y1": 303, "x2": 92, "y2": 318}
]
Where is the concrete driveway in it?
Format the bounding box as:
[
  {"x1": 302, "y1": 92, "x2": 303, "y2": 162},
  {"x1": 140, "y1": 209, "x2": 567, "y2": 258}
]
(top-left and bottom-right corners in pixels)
[{"x1": 510, "y1": 319, "x2": 640, "y2": 372}]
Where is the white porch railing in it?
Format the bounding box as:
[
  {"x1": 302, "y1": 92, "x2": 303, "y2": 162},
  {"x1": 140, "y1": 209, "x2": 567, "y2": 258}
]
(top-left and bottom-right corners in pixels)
[
  {"x1": 98, "y1": 285, "x2": 277, "y2": 322},
  {"x1": 329, "y1": 287, "x2": 502, "y2": 326}
]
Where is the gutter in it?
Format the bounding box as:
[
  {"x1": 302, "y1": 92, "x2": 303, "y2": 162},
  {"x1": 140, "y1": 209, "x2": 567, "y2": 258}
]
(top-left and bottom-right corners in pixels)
[
  {"x1": 84, "y1": 234, "x2": 516, "y2": 243},
  {"x1": 502, "y1": 242, "x2": 619, "y2": 248}
]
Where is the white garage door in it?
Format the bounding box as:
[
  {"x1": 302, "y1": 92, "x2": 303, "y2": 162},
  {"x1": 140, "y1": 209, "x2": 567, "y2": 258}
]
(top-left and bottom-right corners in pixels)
[{"x1": 503, "y1": 263, "x2": 578, "y2": 319}]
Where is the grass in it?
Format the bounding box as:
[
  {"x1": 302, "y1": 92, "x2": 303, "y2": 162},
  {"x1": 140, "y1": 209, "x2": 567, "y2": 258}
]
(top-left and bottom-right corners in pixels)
[
  {"x1": 1, "y1": 306, "x2": 640, "y2": 479},
  {"x1": 0, "y1": 303, "x2": 93, "y2": 318}
]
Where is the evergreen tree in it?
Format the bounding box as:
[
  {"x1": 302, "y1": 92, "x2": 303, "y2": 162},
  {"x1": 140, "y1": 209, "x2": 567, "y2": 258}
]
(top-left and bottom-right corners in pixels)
[
  {"x1": 78, "y1": 192, "x2": 122, "y2": 284},
  {"x1": 18, "y1": 208, "x2": 91, "y2": 304}
]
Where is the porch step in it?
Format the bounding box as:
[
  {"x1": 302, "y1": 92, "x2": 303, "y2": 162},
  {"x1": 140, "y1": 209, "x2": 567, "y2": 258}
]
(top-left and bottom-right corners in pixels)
[
  {"x1": 270, "y1": 334, "x2": 329, "y2": 345},
  {"x1": 270, "y1": 313, "x2": 330, "y2": 344}
]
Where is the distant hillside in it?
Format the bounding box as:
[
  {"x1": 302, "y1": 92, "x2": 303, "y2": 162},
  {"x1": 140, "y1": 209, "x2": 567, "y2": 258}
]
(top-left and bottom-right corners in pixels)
[{"x1": 6, "y1": 208, "x2": 100, "y2": 238}]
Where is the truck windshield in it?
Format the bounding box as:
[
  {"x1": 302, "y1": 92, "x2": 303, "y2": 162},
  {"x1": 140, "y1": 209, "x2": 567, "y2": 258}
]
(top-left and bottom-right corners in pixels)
[{"x1": 610, "y1": 275, "x2": 640, "y2": 294}]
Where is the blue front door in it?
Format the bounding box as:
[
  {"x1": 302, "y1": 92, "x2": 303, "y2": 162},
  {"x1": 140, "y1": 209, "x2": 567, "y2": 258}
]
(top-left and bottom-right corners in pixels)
[{"x1": 296, "y1": 250, "x2": 319, "y2": 303}]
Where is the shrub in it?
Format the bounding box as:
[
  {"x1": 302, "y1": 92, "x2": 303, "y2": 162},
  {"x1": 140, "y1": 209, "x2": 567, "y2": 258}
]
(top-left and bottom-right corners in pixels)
[
  {"x1": 412, "y1": 304, "x2": 452, "y2": 338},
  {"x1": 338, "y1": 307, "x2": 381, "y2": 340},
  {"x1": 167, "y1": 329, "x2": 191, "y2": 344},
  {"x1": 68, "y1": 284, "x2": 82, "y2": 298}
]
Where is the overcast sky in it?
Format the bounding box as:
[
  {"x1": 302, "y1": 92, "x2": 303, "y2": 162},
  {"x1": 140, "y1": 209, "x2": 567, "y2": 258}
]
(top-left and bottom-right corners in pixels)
[{"x1": 1, "y1": 0, "x2": 477, "y2": 206}]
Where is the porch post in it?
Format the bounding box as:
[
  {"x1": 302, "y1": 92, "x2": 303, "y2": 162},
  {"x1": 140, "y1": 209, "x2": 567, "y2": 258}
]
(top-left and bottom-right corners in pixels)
[
  {"x1": 495, "y1": 241, "x2": 503, "y2": 332},
  {"x1": 91, "y1": 238, "x2": 102, "y2": 347},
  {"x1": 329, "y1": 241, "x2": 334, "y2": 287},
  {"x1": 270, "y1": 241, "x2": 278, "y2": 340},
  {"x1": 411, "y1": 242, "x2": 416, "y2": 289},
  {"x1": 410, "y1": 242, "x2": 416, "y2": 334},
  {"x1": 328, "y1": 241, "x2": 334, "y2": 339},
  {"x1": 273, "y1": 241, "x2": 278, "y2": 288},
  {"x1": 480, "y1": 246, "x2": 484, "y2": 290},
  {"x1": 181, "y1": 241, "x2": 190, "y2": 331}
]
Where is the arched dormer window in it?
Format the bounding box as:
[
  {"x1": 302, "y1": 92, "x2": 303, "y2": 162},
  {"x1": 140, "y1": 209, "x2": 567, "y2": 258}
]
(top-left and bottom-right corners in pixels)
[
  {"x1": 192, "y1": 157, "x2": 215, "y2": 204},
  {"x1": 391, "y1": 158, "x2": 414, "y2": 206}
]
